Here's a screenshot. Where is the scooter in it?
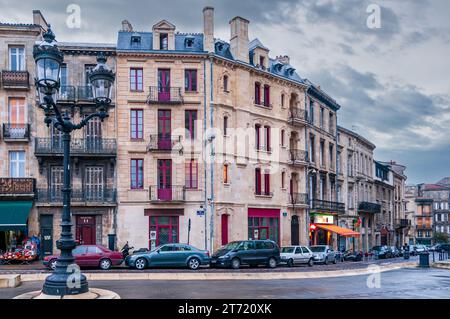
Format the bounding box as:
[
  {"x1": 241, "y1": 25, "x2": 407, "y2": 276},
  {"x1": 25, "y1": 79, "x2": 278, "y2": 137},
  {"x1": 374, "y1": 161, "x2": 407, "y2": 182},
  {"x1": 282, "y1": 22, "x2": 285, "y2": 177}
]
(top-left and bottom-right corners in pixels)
[
  {"x1": 121, "y1": 242, "x2": 134, "y2": 259},
  {"x1": 343, "y1": 250, "x2": 363, "y2": 262}
]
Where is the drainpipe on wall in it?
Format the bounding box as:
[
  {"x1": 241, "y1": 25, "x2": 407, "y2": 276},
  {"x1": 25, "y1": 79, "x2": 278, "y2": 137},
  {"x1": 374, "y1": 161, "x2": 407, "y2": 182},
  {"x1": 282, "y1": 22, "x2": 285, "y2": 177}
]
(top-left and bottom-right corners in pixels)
[
  {"x1": 203, "y1": 59, "x2": 208, "y2": 251},
  {"x1": 209, "y1": 54, "x2": 215, "y2": 253},
  {"x1": 304, "y1": 91, "x2": 310, "y2": 245}
]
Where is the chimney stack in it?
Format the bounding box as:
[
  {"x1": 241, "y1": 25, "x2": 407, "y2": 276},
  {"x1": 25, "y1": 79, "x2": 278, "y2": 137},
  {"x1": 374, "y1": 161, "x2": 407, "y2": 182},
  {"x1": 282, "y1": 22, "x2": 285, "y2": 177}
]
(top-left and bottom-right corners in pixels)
[
  {"x1": 33, "y1": 10, "x2": 48, "y2": 30},
  {"x1": 276, "y1": 55, "x2": 290, "y2": 65},
  {"x1": 122, "y1": 20, "x2": 133, "y2": 32},
  {"x1": 229, "y1": 16, "x2": 250, "y2": 63},
  {"x1": 203, "y1": 7, "x2": 215, "y2": 53}
]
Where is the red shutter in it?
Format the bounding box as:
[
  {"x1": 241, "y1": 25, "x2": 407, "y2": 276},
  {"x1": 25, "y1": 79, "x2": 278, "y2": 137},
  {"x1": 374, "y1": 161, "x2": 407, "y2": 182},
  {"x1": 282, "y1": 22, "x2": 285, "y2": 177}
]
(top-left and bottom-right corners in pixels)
[
  {"x1": 255, "y1": 168, "x2": 261, "y2": 194},
  {"x1": 221, "y1": 215, "x2": 229, "y2": 245},
  {"x1": 266, "y1": 126, "x2": 271, "y2": 151},
  {"x1": 264, "y1": 172, "x2": 270, "y2": 195},
  {"x1": 264, "y1": 85, "x2": 270, "y2": 107}
]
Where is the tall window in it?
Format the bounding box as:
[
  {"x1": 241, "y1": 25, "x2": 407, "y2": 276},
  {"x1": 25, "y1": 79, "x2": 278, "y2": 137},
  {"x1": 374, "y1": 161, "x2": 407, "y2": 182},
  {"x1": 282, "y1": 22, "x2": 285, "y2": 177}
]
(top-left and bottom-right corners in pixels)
[
  {"x1": 254, "y1": 82, "x2": 261, "y2": 105},
  {"x1": 223, "y1": 75, "x2": 229, "y2": 92},
  {"x1": 255, "y1": 168, "x2": 261, "y2": 195},
  {"x1": 263, "y1": 85, "x2": 270, "y2": 107},
  {"x1": 9, "y1": 151, "x2": 25, "y2": 177},
  {"x1": 281, "y1": 94, "x2": 285, "y2": 107},
  {"x1": 281, "y1": 129, "x2": 285, "y2": 147},
  {"x1": 130, "y1": 109, "x2": 143, "y2": 139},
  {"x1": 184, "y1": 69, "x2": 197, "y2": 92},
  {"x1": 60, "y1": 64, "x2": 68, "y2": 88},
  {"x1": 8, "y1": 98, "x2": 26, "y2": 126},
  {"x1": 264, "y1": 126, "x2": 271, "y2": 151},
  {"x1": 223, "y1": 116, "x2": 228, "y2": 136},
  {"x1": 320, "y1": 140, "x2": 325, "y2": 167},
  {"x1": 329, "y1": 144, "x2": 334, "y2": 168},
  {"x1": 130, "y1": 159, "x2": 144, "y2": 189},
  {"x1": 223, "y1": 164, "x2": 229, "y2": 184},
  {"x1": 329, "y1": 112, "x2": 334, "y2": 133},
  {"x1": 281, "y1": 171, "x2": 286, "y2": 189},
  {"x1": 255, "y1": 124, "x2": 261, "y2": 150},
  {"x1": 259, "y1": 56, "x2": 265, "y2": 68},
  {"x1": 185, "y1": 159, "x2": 198, "y2": 189},
  {"x1": 309, "y1": 135, "x2": 315, "y2": 163},
  {"x1": 9, "y1": 46, "x2": 25, "y2": 71},
  {"x1": 320, "y1": 108, "x2": 324, "y2": 129},
  {"x1": 130, "y1": 68, "x2": 143, "y2": 91},
  {"x1": 185, "y1": 110, "x2": 197, "y2": 139},
  {"x1": 160, "y1": 33, "x2": 168, "y2": 50},
  {"x1": 309, "y1": 100, "x2": 314, "y2": 124},
  {"x1": 264, "y1": 171, "x2": 271, "y2": 195}
]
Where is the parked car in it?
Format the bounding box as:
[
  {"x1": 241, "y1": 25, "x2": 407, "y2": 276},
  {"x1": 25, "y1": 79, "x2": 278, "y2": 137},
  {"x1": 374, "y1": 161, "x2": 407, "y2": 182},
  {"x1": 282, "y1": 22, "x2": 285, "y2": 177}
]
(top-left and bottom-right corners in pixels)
[
  {"x1": 390, "y1": 246, "x2": 401, "y2": 257},
  {"x1": 434, "y1": 244, "x2": 450, "y2": 253},
  {"x1": 43, "y1": 245, "x2": 123, "y2": 270},
  {"x1": 414, "y1": 244, "x2": 429, "y2": 254},
  {"x1": 125, "y1": 243, "x2": 210, "y2": 270},
  {"x1": 310, "y1": 245, "x2": 337, "y2": 264},
  {"x1": 280, "y1": 246, "x2": 314, "y2": 267},
  {"x1": 343, "y1": 250, "x2": 363, "y2": 262},
  {"x1": 371, "y1": 246, "x2": 393, "y2": 259},
  {"x1": 210, "y1": 240, "x2": 280, "y2": 269}
]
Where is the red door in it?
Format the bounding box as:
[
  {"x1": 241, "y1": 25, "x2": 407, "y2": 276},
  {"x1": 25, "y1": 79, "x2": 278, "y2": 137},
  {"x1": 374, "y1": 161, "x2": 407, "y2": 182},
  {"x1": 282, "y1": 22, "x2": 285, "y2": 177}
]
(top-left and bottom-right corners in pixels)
[
  {"x1": 158, "y1": 159, "x2": 172, "y2": 200},
  {"x1": 76, "y1": 216, "x2": 96, "y2": 245},
  {"x1": 221, "y1": 215, "x2": 229, "y2": 245},
  {"x1": 158, "y1": 110, "x2": 171, "y2": 150},
  {"x1": 158, "y1": 69, "x2": 170, "y2": 102}
]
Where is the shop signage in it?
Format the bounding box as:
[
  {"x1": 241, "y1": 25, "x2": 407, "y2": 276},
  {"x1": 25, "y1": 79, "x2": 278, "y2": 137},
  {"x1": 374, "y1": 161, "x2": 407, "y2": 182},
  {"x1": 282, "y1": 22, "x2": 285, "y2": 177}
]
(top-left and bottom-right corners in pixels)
[
  {"x1": 197, "y1": 210, "x2": 205, "y2": 216},
  {"x1": 314, "y1": 215, "x2": 334, "y2": 225},
  {"x1": 0, "y1": 178, "x2": 35, "y2": 195}
]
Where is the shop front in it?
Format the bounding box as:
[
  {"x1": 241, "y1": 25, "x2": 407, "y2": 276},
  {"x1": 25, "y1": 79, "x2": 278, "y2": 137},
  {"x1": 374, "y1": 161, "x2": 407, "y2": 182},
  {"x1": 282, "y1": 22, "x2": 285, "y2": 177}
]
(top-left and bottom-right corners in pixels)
[
  {"x1": 0, "y1": 201, "x2": 33, "y2": 252},
  {"x1": 309, "y1": 213, "x2": 359, "y2": 248},
  {"x1": 248, "y1": 208, "x2": 280, "y2": 244},
  {"x1": 145, "y1": 209, "x2": 183, "y2": 250}
]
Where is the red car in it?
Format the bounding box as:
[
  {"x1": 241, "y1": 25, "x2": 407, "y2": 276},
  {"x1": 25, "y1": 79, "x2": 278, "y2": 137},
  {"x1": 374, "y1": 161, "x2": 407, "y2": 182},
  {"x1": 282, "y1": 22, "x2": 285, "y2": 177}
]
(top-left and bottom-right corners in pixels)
[{"x1": 43, "y1": 245, "x2": 123, "y2": 270}]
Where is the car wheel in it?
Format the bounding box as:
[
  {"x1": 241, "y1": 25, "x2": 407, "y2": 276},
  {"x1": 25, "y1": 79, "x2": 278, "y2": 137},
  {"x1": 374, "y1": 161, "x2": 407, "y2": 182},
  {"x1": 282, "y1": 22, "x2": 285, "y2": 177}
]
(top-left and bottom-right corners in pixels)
[
  {"x1": 49, "y1": 259, "x2": 57, "y2": 270},
  {"x1": 287, "y1": 259, "x2": 294, "y2": 267},
  {"x1": 324, "y1": 257, "x2": 329, "y2": 265},
  {"x1": 268, "y1": 257, "x2": 277, "y2": 269},
  {"x1": 308, "y1": 258, "x2": 314, "y2": 267},
  {"x1": 231, "y1": 258, "x2": 240, "y2": 269},
  {"x1": 135, "y1": 258, "x2": 147, "y2": 270},
  {"x1": 188, "y1": 257, "x2": 200, "y2": 270},
  {"x1": 99, "y1": 258, "x2": 112, "y2": 270}
]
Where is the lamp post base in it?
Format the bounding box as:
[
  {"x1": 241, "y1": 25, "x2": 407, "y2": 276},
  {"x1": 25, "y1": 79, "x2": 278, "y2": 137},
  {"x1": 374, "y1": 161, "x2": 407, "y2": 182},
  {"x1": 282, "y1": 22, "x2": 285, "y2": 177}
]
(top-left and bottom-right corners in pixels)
[
  {"x1": 42, "y1": 272, "x2": 89, "y2": 296},
  {"x1": 14, "y1": 288, "x2": 120, "y2": 299}
]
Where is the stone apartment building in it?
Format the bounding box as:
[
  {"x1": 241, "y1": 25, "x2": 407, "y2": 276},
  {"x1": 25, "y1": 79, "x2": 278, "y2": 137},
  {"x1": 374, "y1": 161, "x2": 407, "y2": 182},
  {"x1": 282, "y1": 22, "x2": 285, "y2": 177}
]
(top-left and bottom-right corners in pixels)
[
  {"x1": 374, "y1": 160, "x2": 395, "y2": 246},
  {"x1": 404, "y1": 185, "x2": 418, "y2": 244},
  {"x1": 337, "y1": 126, "x2": 378, "y2": 252},
  {"x1": 34, "y1": 41, "x2": 117, "y2": 255},
  {"x1": 0, "y1": 11, "x2": 47, "y2": 253}
]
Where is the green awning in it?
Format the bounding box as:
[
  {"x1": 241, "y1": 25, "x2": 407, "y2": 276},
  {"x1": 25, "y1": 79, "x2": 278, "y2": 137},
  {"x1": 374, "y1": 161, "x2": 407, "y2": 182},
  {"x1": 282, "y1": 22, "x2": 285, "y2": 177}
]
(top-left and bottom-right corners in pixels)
[{"x1": 0, "y1": 201, "x2": 32, "y2": 231}]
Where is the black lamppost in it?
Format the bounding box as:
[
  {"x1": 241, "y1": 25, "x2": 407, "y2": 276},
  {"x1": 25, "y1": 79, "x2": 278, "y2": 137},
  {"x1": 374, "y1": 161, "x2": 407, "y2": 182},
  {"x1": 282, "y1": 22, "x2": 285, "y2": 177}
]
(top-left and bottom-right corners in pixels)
[{"x1": 33, "y1": 27, "x2": 115, "y2": 296}]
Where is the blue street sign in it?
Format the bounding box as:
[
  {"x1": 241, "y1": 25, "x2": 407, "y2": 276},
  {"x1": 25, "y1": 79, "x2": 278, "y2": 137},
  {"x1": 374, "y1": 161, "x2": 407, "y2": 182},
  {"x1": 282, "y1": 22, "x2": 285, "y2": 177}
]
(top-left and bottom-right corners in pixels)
[{"x1": 197, "y1": 210, "x2": 205, "y2": 216}]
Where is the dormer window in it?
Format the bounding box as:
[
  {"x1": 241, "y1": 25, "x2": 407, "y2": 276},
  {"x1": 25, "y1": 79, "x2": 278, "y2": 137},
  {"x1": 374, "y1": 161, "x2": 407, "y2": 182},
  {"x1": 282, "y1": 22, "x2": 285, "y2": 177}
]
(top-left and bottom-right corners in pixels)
[
  {"x1": 259, "y1": 56, "x2": 265, "y2": 69},
  {"x1": 185, "y1": 37, "x2": 194, "y2": 49},
  {"x1": 160, "y1": 33, "x2": 168, "y2": 50},
  {"x1": 131, "y1": 35, "x2": 141, "y2": 46}
]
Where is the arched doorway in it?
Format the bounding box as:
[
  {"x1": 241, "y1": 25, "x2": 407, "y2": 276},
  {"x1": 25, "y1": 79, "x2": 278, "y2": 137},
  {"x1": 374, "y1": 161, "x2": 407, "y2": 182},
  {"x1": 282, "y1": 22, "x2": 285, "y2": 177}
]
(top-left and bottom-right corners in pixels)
[{"x1": 291, "y1": 215, "x2": 299, "y2": 245}]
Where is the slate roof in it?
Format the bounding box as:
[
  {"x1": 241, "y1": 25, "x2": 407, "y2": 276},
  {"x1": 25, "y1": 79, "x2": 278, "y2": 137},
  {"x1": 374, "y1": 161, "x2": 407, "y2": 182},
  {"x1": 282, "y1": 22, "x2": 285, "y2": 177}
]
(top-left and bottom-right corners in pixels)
[{"x1": 117, "y1": 31, "x2": 204, "y2": 52}]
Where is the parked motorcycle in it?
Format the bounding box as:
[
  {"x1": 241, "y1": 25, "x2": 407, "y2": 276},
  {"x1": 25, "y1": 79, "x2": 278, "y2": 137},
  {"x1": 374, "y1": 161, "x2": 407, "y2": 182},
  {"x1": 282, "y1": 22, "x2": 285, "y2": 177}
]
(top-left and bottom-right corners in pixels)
[
  {"x1": 343, "y1": 250, "x2": 363, "y2": 262},
  {"x1": 121, "y1": 242, "x2": 134, "y2": 259}
]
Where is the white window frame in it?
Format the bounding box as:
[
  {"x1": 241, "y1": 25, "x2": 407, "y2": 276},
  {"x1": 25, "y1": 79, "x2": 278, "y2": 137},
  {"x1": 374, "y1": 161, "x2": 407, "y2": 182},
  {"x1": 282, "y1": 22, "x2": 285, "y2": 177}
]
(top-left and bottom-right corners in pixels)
[
  {"x1": 9, "y1": 151, "x2": 26, "y2": 177},
  {"x1": 9, "y1": 46, "x2": 25, "y2": 71}
]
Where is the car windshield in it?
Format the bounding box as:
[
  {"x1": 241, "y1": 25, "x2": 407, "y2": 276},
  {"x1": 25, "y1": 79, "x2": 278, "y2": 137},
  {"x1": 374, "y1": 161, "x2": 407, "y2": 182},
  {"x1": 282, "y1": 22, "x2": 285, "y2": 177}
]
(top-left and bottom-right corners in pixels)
[
  {"x1": 281, "y1": 247, "x2": 295, "y2": 253},
  {"x1": 310, "y1": 246, "x2": 325, "y2": 252},
  {"x1": 223, "y1": 242, "x2": 242, "y2": 250},
  {"x1": 372, "y1": 246, "x2": 382, "y2": 251}
]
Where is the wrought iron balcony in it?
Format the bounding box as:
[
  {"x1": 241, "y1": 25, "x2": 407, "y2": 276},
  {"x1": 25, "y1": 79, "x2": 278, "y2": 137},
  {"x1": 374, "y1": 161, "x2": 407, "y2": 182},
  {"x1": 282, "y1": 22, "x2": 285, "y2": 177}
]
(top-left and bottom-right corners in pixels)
[
  {"x1": 36, "y1": 188, "x2": 116, "y2": 204},
  {"x1": 147, "y1": 134, "x2": 182, "y2": 152},
  {"x1": 57, "y1": 86, "x2": 76, "y2": 102},
  {"x1": 0, "y1": 178, "x2": 35, "y2": 197},
  {"x1": 395, "y1": 218, "x2": 411, "y2": 229},
  {"x1": 77, "y1": 85, "x2": 95, "y2": 101},
  {"x1": 289, "y1": 192, "x2": 308, "y2": 205},
  {"x1": 310, "y1": 199, "x2": 346, "y2": 214},
  {"x1": 358, "y1": 201, "x2": 381, "y2": 214},
  {"x1": 1, "y1": 70, "x2": 29, "y2": 89},
  {"x1": 35, "y1": 138, "x2": 117, "y2": 157},
  {"x1": 289, "y1": 149, "x2": 309, "y2": 164},
  {"x1": 289, "y1": 108, "x2": 308, "y2": 125},
  {"x1": 2, "y1": 124, "x2": 30, "y2": 141},
  {"x1": 147, "y1": 87, "x2": 183, "y2": 104},
  {"x1": 149, "y1": 185, "x2": 186, "y2": 202}
]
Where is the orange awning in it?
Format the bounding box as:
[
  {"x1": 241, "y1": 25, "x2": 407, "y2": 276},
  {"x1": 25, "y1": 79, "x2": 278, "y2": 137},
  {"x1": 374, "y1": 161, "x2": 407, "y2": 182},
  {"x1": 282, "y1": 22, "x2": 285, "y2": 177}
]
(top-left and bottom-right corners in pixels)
[{"x1": 315, "y1": 224, "x2": 360, "y2": 237}]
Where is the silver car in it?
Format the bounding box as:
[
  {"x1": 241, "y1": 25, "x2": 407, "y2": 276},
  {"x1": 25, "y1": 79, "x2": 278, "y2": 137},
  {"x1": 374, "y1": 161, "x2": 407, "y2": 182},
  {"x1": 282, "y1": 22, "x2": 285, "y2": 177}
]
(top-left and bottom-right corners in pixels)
[
  {"x1": 310, "y1": 245, "x2": 337, "y2": 264},
  {"x1": 280, "y1": 246, "x2": 314, "y2": 267}
]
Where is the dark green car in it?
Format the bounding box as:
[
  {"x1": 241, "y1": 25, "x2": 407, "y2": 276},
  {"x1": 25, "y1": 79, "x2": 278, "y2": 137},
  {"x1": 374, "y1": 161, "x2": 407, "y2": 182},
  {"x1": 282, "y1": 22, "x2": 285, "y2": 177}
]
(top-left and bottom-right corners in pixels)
[{"x1": 125, "y1": 243, "x2": 211, "y2": 270}]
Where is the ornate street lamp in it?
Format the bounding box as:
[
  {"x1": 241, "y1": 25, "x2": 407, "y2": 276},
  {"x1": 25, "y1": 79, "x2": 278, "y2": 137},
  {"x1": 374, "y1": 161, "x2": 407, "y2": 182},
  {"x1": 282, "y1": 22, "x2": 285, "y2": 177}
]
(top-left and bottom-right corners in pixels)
[{"x1": 33, "y1": 26, "x2": 115, "y2": 296}]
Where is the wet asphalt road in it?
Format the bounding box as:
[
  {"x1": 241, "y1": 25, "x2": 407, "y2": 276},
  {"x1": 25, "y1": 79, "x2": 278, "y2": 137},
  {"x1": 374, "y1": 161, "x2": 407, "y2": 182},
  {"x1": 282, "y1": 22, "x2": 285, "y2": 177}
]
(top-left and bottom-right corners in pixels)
[{"x1": 1, "y1": 267, "x2": 449, "y2": 299}]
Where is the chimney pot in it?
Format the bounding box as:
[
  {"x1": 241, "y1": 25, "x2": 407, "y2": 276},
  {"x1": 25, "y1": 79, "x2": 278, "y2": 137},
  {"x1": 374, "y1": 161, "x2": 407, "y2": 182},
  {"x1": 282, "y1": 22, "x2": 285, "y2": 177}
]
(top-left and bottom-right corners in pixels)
[
  {"x1": 203, "y1": 7, "x2": 215, "y2": 52},
  {"x1": 229, "y1": 16, "x2": 250, "y2": 63},
  {"x1": 122, "y1": 20, "x2": 133, "y2": 32}
]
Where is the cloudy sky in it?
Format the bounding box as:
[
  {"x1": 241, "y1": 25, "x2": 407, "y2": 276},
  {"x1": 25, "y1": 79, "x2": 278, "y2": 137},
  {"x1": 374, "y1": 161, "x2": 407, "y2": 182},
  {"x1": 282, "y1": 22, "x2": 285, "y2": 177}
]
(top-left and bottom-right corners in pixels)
[{"x1": 1, "y1": 0, "x2": 449, "y2": 184}]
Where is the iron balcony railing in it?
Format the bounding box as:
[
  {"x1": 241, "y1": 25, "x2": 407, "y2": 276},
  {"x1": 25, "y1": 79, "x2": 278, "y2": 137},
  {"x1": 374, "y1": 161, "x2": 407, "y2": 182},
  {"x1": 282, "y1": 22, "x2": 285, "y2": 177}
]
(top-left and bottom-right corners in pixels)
[
  {"x1": 147, "y1": 86, "x2": 183, "y2": 104},
  {"x1": 395, "y1": 218, "x2": 411, "y2": 229},
  {"x1": 1, "y1": 70, "x2": 29, "y2": 88},
  {"x1": 255, "y1": 191, "x2": 274, "y2": 197},
  {"x1": 58, "y1": 86, "x2": 77, "y2": 101},
  {"x1": 2, "y1": 124, "x2": 30, "y2": 140},
  {"x1": 77, "y1": 85, "x2": 94, "y2": 101},
  {"x1": 35, "y1": 138, "x2": 117, "y2": 156},
  {"x1": 289, "y1": 108, "x2": 308, "y2": 124},
  {"x1": 36, "y1": 188, "x2": 116, "y2": 204},
  {"x1": 149, "y1": 185, "x2": 186, "y2": 202},
  {"x1": 289, "y1": 149, "x2": 309, "y2": 163},
  {"x1": 289, "y1": 192, "x2": 308, "y2": 205},
  {"x1": 311, "y1": 199, "x2": 346, "y2": 214},
  {"x1": 147, "y1": 134, "x2": 182, "y2": 151},
  {"x1": 0, "y1": 178, "x2": 35, "y2": 196},
  {"x1": 358, "y1": 201, "x2": 382, "y2": 214}
]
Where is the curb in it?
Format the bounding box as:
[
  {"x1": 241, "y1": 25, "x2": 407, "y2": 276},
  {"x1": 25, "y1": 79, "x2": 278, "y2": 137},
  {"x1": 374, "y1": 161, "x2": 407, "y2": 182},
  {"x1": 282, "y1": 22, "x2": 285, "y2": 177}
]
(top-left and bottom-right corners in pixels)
[
  {"x1": 0, "y1": 275, "x2": 21, "y2": 288},
  {"x1": 14, "y1": 288, "x2": 121, "y2": 299},
  {"x1": 17, "y1": 262, "x2": 417, "y2": 283},
  {"x1": 431, "y1": 262, "x2": 450, "y2": 270}
]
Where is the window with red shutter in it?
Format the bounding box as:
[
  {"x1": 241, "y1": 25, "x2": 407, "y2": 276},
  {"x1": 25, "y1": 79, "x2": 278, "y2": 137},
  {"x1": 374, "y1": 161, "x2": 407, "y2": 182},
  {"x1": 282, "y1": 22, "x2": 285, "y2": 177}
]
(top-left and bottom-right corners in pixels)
[
  {"x1": 255, "y1": 82, "x2": 261, "y2": 105},
  {"x1": 255, "y1": 168, "x2": 261, "y2": 195},
  {"x1": 255, "y1": 124, "x2": 261, "y2": 150},
  {"x1": 264, "y1": 172, "x2": 270, "y2": 195},
  {"x1": 264, "y1": 85, "x2": 270, "y2": 107}
]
